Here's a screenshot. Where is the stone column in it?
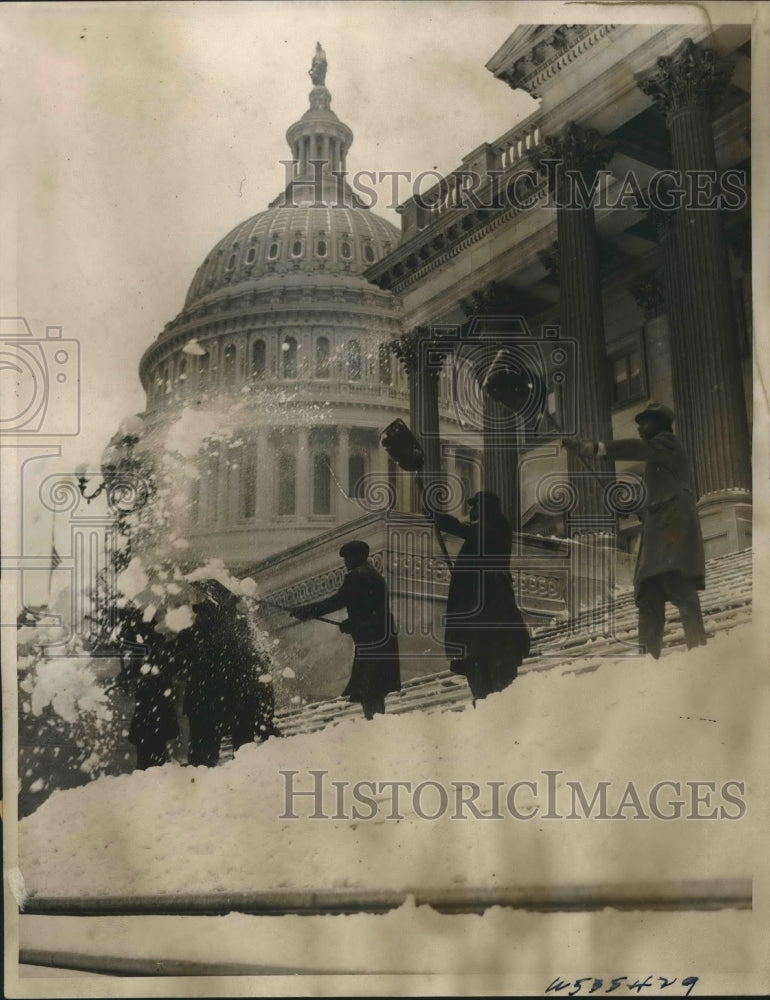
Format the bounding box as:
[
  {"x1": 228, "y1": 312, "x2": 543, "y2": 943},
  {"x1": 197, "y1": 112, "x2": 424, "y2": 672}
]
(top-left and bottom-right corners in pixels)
[
  {"x1": 296, "y1": 426, "x2": 311, "y2": 519},
  {"x1": 336, "y1": 425, "x2": 350, "y2": 517},
  {"x1": 256, "y1": 426, "x2": 271, "y2": 519},
  {"x1": 643, "y1": 213, "x2": 698, "y2": 469},
  {"x1": 536, "y1": 122, "x2": 615, "y2": 523},
  {"x1": 399, "y1": 327, "x2": 445, "y2": 513},
  {"x1": 459, "y1": 283, "x2": 521, "y2": 533},
  {"x1": 639, "y1": 39, "x2": 751, "y2": 546}
]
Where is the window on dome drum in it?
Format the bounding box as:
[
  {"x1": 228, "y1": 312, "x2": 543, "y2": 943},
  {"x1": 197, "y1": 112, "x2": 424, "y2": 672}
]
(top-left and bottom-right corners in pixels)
[
  {"x1": 198, "y1": 353, "x2": 210, "y2": 391},
  {"x1": 609, "y1": 336, "x2": 647, "y2": 406},
  {"x1": 246, "y1": 246, "x2": 257, "y2": 265},
  {"x1": 348, "y1": 453, "x2": 366, "y2": 499},
  {"x1": 363, "y1": 244, "x2": 376, "y2": 264},
  {"x1": 316, "y1": 239, "x2": 327, "y2": 258},
  {"x1": 315, "y1": 336, "x2": 330, "y2": 378},
  {"x1": 240, "y1": 440, "x2": 257, "y2": 519},
  {"x1": 177, "y1": 357, "x2": 187, "y2": 395},
  {"x1": 313, "y1": 453, "x2": 331, "y2": 515},
  {"x1": 226, "y1": 253, "x2": 237, "y2": 271},
  {"x1": 291, "y1": 240, "x2": 304, "y2": 258},
  {"x1": 378, "y1": 343, "x2": 392, "y2": 385},
  {"x1": 340, "y1": 241, "x2": 352, "y2": 260},
  {"x1": 223, "y1": 344, "x2": 237, "y2": 386},
  {"x1": 456, "y1": 459, "x2": 475, "y2": 508},
  {"x1": 251, "y1": 339, "x2": 266, "y2": 380},
  {"x1": 277, "y1": 452, "x2": 296, "y2": 515},
  {"x1": 268, "y1": 241, "x2": 280, "y2": 260},
  {"x1": 206, "y1": 452, "x2": 220, "y2": 523},
  {"x1": 282, "y1": 337, "x2": 298, "y2": 378},
  {"x1": 347, "y1": 339, "x2": 362, "y2": 381}
]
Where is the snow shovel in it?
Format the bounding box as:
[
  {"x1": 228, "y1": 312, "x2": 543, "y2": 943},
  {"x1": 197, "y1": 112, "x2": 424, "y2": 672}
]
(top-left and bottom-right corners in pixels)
[
  {"x1": 256, "y1": 597, "x2": 341, "y2": 627},
  {"x1": 379, "y1": 418, "x2": 453, "y2": 571}
]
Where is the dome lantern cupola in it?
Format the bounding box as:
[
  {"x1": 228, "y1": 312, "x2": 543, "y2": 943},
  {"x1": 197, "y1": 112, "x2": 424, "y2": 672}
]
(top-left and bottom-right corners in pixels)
[{"x1": 283, "y1": 43, "x2": 354, "y2": 202}]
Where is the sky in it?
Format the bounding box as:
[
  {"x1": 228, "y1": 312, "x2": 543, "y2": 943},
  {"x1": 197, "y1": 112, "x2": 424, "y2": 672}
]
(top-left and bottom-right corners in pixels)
[
  {"x1": 0, "y1": 1, "x2": 547, "y2": 606},
  {"x1": 4, "y1": 1, "x2": 538, "y2": 469}
]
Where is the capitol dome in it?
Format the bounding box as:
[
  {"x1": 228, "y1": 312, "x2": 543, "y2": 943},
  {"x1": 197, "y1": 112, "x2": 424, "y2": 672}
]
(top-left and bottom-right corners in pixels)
[
  {"x1": 183, "y1": 202, "x2": 399, "y2": 310},
  {"x1": 133, "y1": 46, "x2": 463, "y2": 565}
]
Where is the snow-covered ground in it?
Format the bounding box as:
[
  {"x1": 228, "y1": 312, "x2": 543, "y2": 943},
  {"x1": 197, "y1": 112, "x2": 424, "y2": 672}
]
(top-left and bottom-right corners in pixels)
[{"x1": 7, "y1": 622, "x2": 768, "y2": 995}]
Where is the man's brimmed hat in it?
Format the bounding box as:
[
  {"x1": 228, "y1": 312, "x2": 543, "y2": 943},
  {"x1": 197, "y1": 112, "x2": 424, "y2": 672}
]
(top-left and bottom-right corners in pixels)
[
  {"x1": 339, "y1": 540, "x2": 370, "y2": 560},
  {"x1": 634, "y1": 402, "x2": 675, "y2": 426}
]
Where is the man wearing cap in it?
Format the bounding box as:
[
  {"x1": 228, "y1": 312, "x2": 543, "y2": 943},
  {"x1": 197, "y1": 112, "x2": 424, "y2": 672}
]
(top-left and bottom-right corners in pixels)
[
  {"x1": 291, "y1": 540, "x2": 401, "y2": 719},
  {"x1": 564, "y1": 402, "x2": 707, "y2": 658},
  {"x1": 430, "y1": 491, "x2": 531, "y2": 703}
]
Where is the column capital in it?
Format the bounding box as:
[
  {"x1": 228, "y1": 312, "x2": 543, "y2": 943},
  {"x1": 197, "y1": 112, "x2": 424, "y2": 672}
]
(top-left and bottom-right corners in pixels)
[
  {"x1": 533, "y1": 121, "x2": 612, "y2": 196},
  {"x1": 638, "y1": 38, "x2": 735, "y2": 122},
  {"x1": 646, "y1": 205, "x2": 678, "y2": 243},
  {"x1": 537, "y1": 242, "x2": 560, "y2": 283},
  {"x1": 391, "y1": 326, "x2": 447, "y2": 375},
  {"x1": 459, "y1": 280, "x2": 521, "y2": 318},
  {"x1": 629, "y1": 271, "x2": 667, "y2": 320}
]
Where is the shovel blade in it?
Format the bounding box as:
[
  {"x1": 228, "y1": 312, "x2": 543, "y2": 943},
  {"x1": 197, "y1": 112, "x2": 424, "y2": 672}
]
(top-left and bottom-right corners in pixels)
[{"x1": 380, "y1": 418, "x2": 425, "y2": 472}]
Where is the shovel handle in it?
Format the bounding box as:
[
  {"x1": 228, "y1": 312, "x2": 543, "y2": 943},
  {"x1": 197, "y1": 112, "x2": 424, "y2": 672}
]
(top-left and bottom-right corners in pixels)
[
  {"x1": 416, "y1": 471, "x2": 454, "y2": 572},
  {"x1": 258, "y1": 598, "x2": 340, "y2": 626},
  {"x1": 541, "y1": 410, "x2": 611, "y2": 490}
]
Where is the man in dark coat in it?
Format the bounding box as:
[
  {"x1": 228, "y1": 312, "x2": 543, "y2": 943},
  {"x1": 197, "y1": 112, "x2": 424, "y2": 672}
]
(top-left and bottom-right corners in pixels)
[
  {"x1": 120, "y1": 642, "x2": 179, "y2": 770},
  {"x1": 564, "y1": 401, "x2": 707, "y2": 658},
  {"x1": 291, "y1": 540, "x2": 401, "y2": 719},
  {"x1": 431, "y1": 491, "x2": 531, "y2": 703},
  {"x1": 178, "y1": 581, "x2": 280, "y2": 766}
]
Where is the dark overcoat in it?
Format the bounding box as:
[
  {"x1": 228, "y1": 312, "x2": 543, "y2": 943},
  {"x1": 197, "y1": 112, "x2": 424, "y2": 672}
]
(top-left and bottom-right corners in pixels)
[
  {"x1": 178, "y1": 585, "x2": 279, "y2": 746},
  {"x1": 604, "y1": 431, "x2": 706, "y2": 593},
  {"x1": 124, "y1": 649, "x2": 179, "y2": 749},
  {"x1": 295, "y1": 563, "x2": 401, "y2": 705},
  {"x1": 436, "y1": 509, "x2": 531, "y2": 671}
]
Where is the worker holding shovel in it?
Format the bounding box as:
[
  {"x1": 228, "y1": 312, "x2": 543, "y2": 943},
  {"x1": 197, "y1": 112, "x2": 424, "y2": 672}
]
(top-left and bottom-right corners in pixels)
[
  {"x1": 289, "y1": 540, "x2": 401, "y2": 720},
  {"x1": 380, "y1": 418, "x2": 530, "y2": 705}
]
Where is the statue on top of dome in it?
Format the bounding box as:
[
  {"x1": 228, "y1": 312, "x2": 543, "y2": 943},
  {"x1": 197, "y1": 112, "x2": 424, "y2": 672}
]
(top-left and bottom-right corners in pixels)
[{"x1": 309, "y1": 42, "x2": 327, "y2": 86}]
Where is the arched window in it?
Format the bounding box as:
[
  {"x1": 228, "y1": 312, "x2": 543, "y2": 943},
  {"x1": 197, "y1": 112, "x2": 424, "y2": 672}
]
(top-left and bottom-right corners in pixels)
[
  {"x1": 456, "y1": 458, "x2": 475, "y2": 508},
  {"x1": 246, "y1": 245, "x2": 257, "y2": 265},
  {"x1": 291, "y1": 240, "x2": 303, "y2": 258},
  {"x1": 277, "y1": 452, "x2": 296, "y2": 515},
  {"x1": 363, "y1": 244, "x2": 376, "y2": 264},
  {"x1": 226, "y1": 252, "x2": 237, "y2": 271},
  {"x1": 240, "y1": 440, "x2": 257, "y2": 519},
  {"x1": 176, "y1": 357, "x2": 187, "y2": 397},
  {"x1": 282, "y1": 336, "x2": 298, "y2": 378},
  {"x1": 378, "y1": 343, "x2": 392, "y2": 385},
  {"x1": 340, "y1": 241, "x2": 352, "y2": 260},
  {"x1": 198, "y1": 353, "x2": 210, "y2": 391},
  {"x1": 251, "y1": 339, "x2": 266, "y2": 379},
  {"x1": 313, "y1": 453, "x2": 331, "y2": 515},
  {"x1": 268, "y1": 240, "x2": 280, "y2": 260},
  {"x1": 347, "y1": 339, "x2": 361, "y2": 381},
  {"x1": 315, "y1": 336, "x2": 330, "y2": 378},
  {"x1": 316, "y1": 239, "x2": 327, "y2": 257},
  {"x1": 206, "y1": 452, "x2": 220, "y2": 523},
  {"x1": 223, "y1": 344, "x2": 237, "y2": 386},
  {"x1": 348, "y1": 453, "x2": 366, "y2": 499}
]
